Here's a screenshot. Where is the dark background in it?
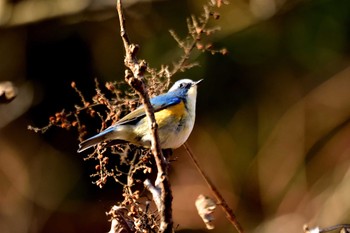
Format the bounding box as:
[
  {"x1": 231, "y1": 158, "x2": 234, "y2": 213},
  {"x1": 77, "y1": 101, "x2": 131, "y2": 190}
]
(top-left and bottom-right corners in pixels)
[{"x1": 1, "y1": 0, "x2": 350, "y2": 232}]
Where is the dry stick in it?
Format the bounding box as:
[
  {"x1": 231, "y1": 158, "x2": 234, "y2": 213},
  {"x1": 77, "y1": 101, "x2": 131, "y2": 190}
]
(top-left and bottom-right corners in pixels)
[
  {"x1": 305, "y1": 224, "x2": 350, "y2": 233},
  {"x1": 183, "y1": 142, "x2": 244, "y2": 233},
  {"x1": 116, "y1": 1, "x2": 173, "y2": 232}
]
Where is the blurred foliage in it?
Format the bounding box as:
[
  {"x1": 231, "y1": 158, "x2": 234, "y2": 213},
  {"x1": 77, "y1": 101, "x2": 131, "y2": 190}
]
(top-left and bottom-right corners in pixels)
[{"x1": 1, "y1": 0, "x2": 350, "y2": 233}]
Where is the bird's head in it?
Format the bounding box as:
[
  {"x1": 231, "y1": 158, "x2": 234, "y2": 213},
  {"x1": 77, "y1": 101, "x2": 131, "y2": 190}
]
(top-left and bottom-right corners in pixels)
[{"x1": 168, "y1": 79, "x2": 203, "y2": 94}]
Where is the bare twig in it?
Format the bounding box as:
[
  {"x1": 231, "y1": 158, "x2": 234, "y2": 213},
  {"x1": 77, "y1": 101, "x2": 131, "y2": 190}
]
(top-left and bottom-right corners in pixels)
[
  {"x1": 116, "y1": 1, "x2": 173, "y2": 232},
  {"x1": 183, "y1": 142, "x2": 244, "y2": 233},
  {"x1": 304, "y1": 224, "x2": 350, "y2": 233},
  {"x1": 107, "y1": 206, "x2": 134, "y2": 233},
  {"x1": 168, "y1": 1, "x2": 227, "y2": 77}
]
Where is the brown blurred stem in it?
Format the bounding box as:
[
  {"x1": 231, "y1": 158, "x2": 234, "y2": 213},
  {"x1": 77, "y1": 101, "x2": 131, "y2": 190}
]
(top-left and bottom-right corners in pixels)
[
  {"x1": 116, "y1": 1, "x2": 173, "y2": 232},
  {"x1": 183, "y1": 142, "x2": 244, "y2": 233}
]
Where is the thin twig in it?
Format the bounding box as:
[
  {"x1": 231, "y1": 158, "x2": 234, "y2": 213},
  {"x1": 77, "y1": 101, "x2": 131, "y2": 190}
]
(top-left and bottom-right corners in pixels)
[
  {"x1": 183, "y1": 142, "x2": 244, "y2": 233},
  {"x1": 169, "y1": 3, "x2": 212, "y2": 77},
  {"x1": 304, "y1": 224, "x2": 350, "y2": 233},
  {"x1": 116, "y1": 1, "x2": 173, "y2": 232},
  {"x1": 321, "y1": 224, "x2": 350, "y2": 233}
]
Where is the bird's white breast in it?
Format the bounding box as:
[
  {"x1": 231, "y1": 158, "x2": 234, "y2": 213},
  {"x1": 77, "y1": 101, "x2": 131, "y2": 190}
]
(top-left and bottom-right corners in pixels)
[
  {"x1": 136, "y1": 85, "x2": 198, "y2": 149},
  {"x1": 161, "y1": 86, "x2": 197, "y2": 148}
]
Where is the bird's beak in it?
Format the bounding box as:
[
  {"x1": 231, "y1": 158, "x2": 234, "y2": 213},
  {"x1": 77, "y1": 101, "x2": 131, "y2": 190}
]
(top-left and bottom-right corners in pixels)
[{"x1": 194, "y1": 79, "x2": 203, "y2": 86}]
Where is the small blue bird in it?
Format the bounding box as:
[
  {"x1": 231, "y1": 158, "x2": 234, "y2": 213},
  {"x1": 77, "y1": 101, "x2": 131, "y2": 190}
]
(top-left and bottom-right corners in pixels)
[{"x1": 77, "y1": 79, "x2": 202, "y2": 152}]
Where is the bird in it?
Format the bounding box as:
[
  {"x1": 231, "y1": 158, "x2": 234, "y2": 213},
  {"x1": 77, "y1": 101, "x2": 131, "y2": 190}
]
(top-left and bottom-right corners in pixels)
[{"x1": 77, "y1": 79, "x2": 202, "y2": 153}]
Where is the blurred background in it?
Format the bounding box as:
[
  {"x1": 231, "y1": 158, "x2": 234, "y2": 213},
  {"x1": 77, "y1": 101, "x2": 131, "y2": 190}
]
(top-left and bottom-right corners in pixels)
[{"x1": 1, "y1": 0, "x2": 350, "y2": 232}]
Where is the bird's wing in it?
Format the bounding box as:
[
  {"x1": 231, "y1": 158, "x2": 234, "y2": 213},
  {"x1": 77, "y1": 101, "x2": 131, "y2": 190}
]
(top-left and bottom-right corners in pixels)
[{"x1": 116, "y1": 94, "x2": 182, "y2": 125}]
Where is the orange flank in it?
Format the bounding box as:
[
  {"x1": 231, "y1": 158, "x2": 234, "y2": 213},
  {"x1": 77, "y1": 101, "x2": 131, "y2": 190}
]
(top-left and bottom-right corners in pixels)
[{"x1": 154, "y1": 101, "x2": 186, "y2": 127}]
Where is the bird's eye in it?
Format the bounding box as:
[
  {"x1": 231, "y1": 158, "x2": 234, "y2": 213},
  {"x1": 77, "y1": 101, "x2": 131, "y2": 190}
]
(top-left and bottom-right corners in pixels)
[{"x1": 180, "y1": 82, "x2": 190, "y2": 88}]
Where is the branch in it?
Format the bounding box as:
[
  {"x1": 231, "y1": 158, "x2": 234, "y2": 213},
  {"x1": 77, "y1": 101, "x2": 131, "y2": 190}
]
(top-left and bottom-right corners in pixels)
[
  {"x1": 304, "y1": 224, "x2": 350, "y2": 233},
  {"x1": 107, "y1": 206, "x2": 134, "y2": 233},
  {"x1": 168, "y1": 1, "x2": 228, "y2": 77},
  {"x1": 183, "y1": 142, "x2": 244, "y2": 233},
  {"x1": 116, "y1": 1, "x2": 173, "y2": 232}
]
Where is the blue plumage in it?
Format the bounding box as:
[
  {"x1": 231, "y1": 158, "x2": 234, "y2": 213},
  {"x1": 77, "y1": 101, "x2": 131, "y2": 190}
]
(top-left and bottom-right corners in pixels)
[{"x1": 77, "y1": 79, "x2": 202, "y2": 152}]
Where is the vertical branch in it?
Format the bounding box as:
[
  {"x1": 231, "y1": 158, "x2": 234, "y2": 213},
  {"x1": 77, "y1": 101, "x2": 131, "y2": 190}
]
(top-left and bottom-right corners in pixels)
[{"x1": 116, "y1": 1, "x2": 173, "y2": 232}]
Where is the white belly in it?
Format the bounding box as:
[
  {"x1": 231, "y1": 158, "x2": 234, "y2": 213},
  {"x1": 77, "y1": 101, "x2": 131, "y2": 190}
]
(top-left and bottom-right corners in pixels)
[
  {"x1": 140, "y1": 112, "x2": 195, "y2": 149},
  {"x1": 135, "y1": 86, "x2": 197, "y2": 149}
]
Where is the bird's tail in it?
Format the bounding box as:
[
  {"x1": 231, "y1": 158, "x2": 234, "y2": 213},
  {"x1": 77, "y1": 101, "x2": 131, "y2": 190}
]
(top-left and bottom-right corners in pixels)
[
  {"x1": 77, "y1": 126, "x2": 118, "y2": 152},
  {"x1": 77, "y1": 134, "x2": 106, "y2": 153}
]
